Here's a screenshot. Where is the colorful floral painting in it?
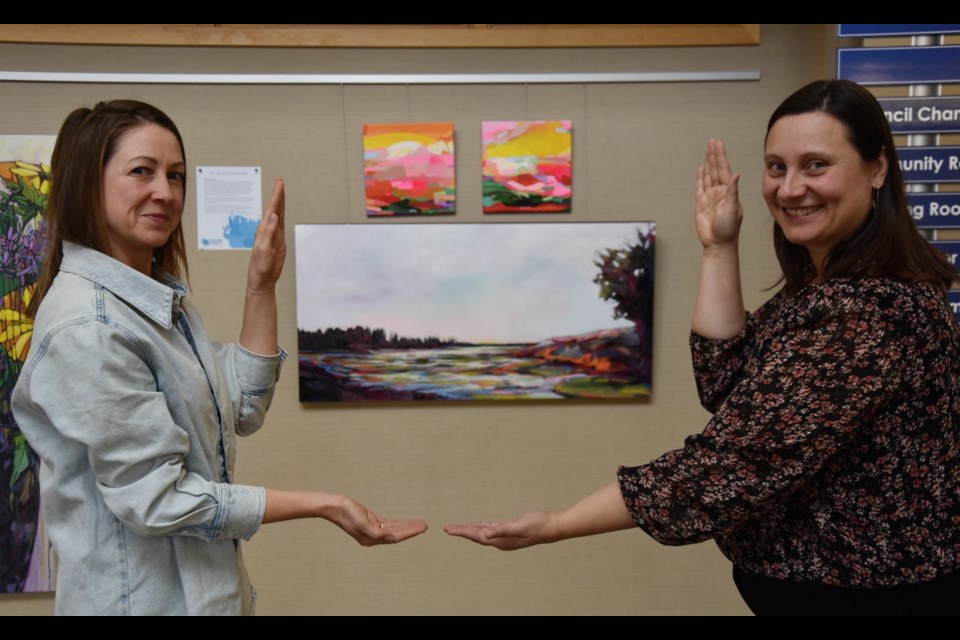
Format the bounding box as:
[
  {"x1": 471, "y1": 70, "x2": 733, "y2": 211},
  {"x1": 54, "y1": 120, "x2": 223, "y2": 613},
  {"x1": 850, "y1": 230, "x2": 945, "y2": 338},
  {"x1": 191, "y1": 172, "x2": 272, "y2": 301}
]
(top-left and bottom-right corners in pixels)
[
  {"x1": 0, "y1": 135, "x2": 55, "y2": 593},
  {"x1": 296, "y1": 222, "x2": 654, "y2": 403},
  {"x1": 482, "y1": 120, "x2": 572, "y2": 213},
  {"x1": 364, "y1": 122, "x2": 456, "y2": 216}
]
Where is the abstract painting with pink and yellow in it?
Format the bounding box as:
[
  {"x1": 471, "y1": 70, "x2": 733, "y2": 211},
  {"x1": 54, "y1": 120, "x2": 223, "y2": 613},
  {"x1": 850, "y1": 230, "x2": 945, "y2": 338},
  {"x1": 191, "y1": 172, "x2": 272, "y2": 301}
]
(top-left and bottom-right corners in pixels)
[
  {"x1": 482, "y1": 120, "x2": 572, "y2": 214},
  {"x1": 363, "y1": 122, "x2": 456, "y2": 216}
]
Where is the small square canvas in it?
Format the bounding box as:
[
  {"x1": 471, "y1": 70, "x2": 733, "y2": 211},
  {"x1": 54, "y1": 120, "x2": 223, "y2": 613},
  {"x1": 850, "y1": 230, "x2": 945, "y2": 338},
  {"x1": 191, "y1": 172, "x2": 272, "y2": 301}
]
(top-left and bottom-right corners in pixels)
[
  {"x1": 482, "y1": 120, "x2": 572, "y2": 213},
  {"x1": 364, "y1": 122, "x2": 456, "y2": 216},
  {"x1": 296, "y1": 221, "x2": 654, "y2": 403}
]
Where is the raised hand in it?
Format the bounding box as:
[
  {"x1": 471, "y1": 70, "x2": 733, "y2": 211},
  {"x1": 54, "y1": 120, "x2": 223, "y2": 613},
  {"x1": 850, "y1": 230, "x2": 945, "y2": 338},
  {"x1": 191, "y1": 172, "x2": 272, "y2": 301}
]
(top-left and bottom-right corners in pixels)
[
  {"x1": 239, "y1": 178, "x2": 285, "y2": 355},
  {"x1": 695, "y1": 140, "x2": 743, "y2": 250},
  {"x1": 247, "y1": 177, "x2": 286, "y2": 293},
  {"x1": 445, "y1": 511, "x2": 560, "y2": 550},
  {"x1": 691, "y1": 140, "x2": 747, "y2": 339}
]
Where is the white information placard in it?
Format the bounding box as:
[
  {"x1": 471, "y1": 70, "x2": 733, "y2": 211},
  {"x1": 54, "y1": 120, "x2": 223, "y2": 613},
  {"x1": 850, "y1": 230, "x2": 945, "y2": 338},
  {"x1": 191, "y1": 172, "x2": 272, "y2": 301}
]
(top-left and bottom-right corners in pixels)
[{"x1": 196, "y1": 166, "x2": 261, "y2": 250}]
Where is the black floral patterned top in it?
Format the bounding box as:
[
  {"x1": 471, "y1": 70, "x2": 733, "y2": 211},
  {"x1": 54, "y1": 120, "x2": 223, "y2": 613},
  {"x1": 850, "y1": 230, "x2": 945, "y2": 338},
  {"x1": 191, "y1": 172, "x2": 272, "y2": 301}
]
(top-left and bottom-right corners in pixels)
[{"x1": 618, "y1": 277, "x2": 960, "y2": 587}]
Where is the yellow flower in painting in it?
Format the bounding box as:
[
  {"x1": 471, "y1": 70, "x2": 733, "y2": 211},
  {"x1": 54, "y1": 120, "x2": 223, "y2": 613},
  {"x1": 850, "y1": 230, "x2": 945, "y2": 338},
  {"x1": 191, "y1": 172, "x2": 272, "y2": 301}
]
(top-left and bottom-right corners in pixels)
[
  {"x1": 9, "y1": 160, "x2": 52, "y2": 195},
  {"x1": 0, "y1": 283, "x2": 35, "y2": 363}
]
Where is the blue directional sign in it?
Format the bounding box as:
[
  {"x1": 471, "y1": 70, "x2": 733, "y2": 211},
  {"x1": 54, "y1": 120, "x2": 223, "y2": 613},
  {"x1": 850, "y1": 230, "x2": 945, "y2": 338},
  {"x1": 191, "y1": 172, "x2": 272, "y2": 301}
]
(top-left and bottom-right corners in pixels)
[
  {"x1": 930, "y1": 241, "x2": 960, "y2": 273},
  {"x1": 898, "y1": 147, "x2": 960, "y2": 183},
  {"x1": 839, "y1": 24, "x2": 960, "y2": 37},
  {"x1": 948, "y1": 290, "x2": 960, "y2": 323},
  {"x1": 838, "y1": 46, "x2": 960, "y2": 85},
  {"x1": 910, "y1": 193, "x2": 960, "y2": 229},
  {"x1": 879, "y1": 97, "x2": 960, "y2": 134}
]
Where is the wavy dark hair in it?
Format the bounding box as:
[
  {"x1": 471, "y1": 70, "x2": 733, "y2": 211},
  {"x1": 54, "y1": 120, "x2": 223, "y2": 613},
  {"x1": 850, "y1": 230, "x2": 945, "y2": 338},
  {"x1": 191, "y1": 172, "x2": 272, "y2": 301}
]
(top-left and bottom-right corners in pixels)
[
  {"x1": 767, "y1": 79, "x2": 956, "y2": 294},
  {"x1": 31, "y1": 100, "x2": 188, "y2": 313}
]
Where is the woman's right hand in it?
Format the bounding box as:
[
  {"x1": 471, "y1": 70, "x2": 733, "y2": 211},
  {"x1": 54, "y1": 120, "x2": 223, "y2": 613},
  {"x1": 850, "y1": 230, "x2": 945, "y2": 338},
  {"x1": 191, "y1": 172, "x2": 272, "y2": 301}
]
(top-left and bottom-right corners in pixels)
[
  {"x1": 695, "y1": 139, "x2": 743, "y2": 250},
  {"x1": 247, "y1": 177, "x2": 286, "y2": 294},
  {"x1": 444, "y1": 511, "x2": 561, "y2": 550},
  {"x1": 445, "y1": 483, "x2": 636, "y2": 550}
]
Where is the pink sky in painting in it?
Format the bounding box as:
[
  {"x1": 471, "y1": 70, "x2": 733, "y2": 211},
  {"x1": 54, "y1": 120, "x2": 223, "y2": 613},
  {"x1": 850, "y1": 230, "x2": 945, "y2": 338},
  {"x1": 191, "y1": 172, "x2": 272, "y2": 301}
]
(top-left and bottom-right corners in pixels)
[
  {"x1": 364, "y1": 122, "x2": 455, "y2": 216},
  {"x1": 296, "y1": 222, "x2": 654, "y2": 344},
  {"x1": 482, "y1": 120, "x2": 572, "y2": 213}
]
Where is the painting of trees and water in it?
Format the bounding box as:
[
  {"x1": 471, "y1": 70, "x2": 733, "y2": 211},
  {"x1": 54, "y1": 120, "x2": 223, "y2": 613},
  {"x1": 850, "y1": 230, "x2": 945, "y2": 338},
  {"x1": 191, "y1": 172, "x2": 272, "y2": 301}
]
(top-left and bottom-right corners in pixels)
[{"x1": 296, "y1": 222, "x2": 654, "y2": 402}]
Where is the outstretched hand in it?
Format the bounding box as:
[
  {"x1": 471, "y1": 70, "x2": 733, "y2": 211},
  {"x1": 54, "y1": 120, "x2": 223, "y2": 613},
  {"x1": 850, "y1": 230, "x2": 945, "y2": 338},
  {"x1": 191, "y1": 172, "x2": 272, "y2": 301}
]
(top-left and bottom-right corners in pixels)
[
  {"x1": 247, "y1": 177, "x2": 286, "y2": 293},
  {"x1": 695, "y1": 140, "x2": 743, "y2": 250},
  {"x1": 332, "y1": 496, "x2": 428, "y2": 546},
  {"x1": 444, "y1": 511, "x2": 560, "y2": 551},
  {"x1": 263, "y1": 489, "x2": 427, "y2": 546}
]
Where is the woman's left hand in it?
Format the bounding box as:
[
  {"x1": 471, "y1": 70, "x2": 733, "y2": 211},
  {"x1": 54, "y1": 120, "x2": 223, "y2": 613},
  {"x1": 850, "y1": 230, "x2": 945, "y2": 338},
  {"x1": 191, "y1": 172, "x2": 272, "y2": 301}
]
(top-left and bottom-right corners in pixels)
[
  {"x1": 695, "y1": 140, "x2": 743, "y2": 251},
  {"x1": 263, "y1": 489, "x2": 428, "y2": 546},
  {"x1": 330, "y1": 496, "x2": 429, "y2": 546},
  {"x1": 247, "y1": 178, "x2": 286, "y2": 293}
]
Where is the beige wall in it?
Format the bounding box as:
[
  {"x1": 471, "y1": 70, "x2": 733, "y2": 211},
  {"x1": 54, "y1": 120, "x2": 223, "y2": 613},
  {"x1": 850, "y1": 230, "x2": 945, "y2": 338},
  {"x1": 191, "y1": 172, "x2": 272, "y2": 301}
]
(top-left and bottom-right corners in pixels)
[{"x1": 0, "y1": 24, "x2": 843, "y2": 615}]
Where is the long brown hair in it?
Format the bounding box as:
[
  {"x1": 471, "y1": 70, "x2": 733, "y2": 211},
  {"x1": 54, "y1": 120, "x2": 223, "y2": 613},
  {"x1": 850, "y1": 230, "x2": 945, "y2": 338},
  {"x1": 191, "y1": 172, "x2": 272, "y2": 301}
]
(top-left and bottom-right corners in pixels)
[
  {"x1": 31, "y1": 100, "x2": 189, "y2": 313},
  {"x1": 767, "y1": 80, "x2": 956, "y2": 294}
]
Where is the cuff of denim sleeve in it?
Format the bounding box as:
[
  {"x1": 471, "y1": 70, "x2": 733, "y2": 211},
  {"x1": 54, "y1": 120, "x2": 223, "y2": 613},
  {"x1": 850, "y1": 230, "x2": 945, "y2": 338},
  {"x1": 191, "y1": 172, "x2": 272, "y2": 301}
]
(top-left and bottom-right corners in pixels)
[
  {"x1": 235, "y1": 344, "x2": 287, "y2": 387},
  {"x1": 215, "y1": 484, "x2": 267, "y2": 541}
]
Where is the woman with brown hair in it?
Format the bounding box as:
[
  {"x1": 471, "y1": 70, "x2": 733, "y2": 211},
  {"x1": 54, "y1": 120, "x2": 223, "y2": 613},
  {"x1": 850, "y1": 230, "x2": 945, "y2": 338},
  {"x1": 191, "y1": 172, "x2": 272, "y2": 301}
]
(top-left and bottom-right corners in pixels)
[
  {"x1": 447, "y1": 80, "x2": 960, "y2": 615},
  {"x1": 13, "y1": 100, "x2": 426, "y2": 615}
]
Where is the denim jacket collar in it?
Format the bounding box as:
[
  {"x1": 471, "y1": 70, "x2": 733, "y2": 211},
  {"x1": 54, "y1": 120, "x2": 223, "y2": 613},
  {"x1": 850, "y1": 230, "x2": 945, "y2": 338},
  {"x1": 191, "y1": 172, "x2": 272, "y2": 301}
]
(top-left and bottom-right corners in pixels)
[{"x1": 59, "y1": 241, "x2": 187, "y2": 330}]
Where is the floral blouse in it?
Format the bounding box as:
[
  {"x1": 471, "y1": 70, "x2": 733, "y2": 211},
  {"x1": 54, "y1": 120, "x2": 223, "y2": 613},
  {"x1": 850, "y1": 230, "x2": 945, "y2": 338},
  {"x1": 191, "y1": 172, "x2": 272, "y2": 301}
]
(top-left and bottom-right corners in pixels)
[{"x1": 618, "y1": 277, "x2": 960, "y2": 587}]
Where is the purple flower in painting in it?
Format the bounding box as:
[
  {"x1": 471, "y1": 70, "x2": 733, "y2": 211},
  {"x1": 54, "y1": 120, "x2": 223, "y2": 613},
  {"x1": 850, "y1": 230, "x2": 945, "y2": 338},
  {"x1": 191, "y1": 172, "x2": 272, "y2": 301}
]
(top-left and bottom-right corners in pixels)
[
  {"x1": 0, "y1": 223, "x2": 46, "y2": 286},
  {"x1": 18, "y1": 224, "x2": 46, "y2": 281},
  {"x1": 0, "y1": 225, "x2": 19, "y2": 278},
  {"x1": 0, "y1": 346, "x2": 9, "y2": 382}
]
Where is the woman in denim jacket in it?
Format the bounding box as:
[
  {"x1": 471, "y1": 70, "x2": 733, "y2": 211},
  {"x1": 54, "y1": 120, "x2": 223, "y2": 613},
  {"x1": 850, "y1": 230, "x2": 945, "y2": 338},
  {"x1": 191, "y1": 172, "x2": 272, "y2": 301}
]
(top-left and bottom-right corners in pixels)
[{"x1": 12, "y1": 101, "x2": 426, "y2": 615}]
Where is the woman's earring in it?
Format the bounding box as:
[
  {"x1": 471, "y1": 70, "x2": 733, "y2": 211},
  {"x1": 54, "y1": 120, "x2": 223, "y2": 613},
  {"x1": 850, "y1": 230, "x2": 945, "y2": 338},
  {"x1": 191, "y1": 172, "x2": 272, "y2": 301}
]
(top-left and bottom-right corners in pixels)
[{"x1": 872, "y1": 185, "x2": 880, "y2": 209}]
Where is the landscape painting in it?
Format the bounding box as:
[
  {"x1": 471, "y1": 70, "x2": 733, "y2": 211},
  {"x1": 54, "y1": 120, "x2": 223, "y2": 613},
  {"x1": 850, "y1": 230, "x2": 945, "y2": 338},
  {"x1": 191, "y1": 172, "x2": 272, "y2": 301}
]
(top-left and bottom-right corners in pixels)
[
  {"x1": 482, "y1": 120, "x2": 572, "y2": 213},
  {"x1": 364, "y1": 122, "x2": 456, "y2": 216},
  {"x1": 296, "y1": 222, "x2": 654, "y2": 403}
]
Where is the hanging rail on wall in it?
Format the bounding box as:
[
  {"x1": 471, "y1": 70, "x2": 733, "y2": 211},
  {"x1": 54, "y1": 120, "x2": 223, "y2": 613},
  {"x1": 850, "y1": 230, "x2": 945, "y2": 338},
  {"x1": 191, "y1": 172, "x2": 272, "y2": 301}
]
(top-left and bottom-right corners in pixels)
[{"x1": 0, "y1": 71, "x2": 760, "y2": 85}]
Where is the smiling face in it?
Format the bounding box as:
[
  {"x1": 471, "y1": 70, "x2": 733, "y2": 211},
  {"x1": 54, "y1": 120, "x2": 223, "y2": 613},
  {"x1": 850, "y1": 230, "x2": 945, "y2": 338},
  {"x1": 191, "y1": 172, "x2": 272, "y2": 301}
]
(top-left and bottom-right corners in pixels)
[
  {"x1": 101, "y1": 123, "x2": 186, "y2": 275},
  {"x1": 763, "y1": 111, "x2": 888, "y2": 274}
]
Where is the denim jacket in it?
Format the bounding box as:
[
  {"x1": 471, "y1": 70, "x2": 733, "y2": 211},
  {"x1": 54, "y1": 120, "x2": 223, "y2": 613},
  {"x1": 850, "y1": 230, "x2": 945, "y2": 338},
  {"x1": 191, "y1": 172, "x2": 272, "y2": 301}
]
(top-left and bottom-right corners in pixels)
[{"x1": 12, "y1": 242, "x2": 285, "y2": 615}]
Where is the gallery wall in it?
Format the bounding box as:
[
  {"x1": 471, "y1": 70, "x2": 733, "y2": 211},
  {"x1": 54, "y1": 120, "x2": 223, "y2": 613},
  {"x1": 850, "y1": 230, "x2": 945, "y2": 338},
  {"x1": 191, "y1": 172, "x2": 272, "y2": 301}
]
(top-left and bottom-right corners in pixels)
[{"x1": 0, "y1": 24, "x2": 843, "y2": 615}]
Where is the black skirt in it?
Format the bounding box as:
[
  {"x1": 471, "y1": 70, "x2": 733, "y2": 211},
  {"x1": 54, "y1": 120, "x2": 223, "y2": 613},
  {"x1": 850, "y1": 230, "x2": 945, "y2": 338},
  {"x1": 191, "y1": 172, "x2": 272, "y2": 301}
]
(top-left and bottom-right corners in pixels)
[{"x1": 733, "y1": 565, "x2": 960, "y2": 616}]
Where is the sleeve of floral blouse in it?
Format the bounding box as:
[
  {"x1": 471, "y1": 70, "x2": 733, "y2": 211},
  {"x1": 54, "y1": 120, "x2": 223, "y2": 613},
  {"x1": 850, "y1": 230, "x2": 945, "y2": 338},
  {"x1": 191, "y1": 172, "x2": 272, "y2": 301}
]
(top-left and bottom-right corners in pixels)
[
  {"x1": 622, "y1": 297, "x2": 909, "y2": 546},
  {"x1": 689, "y1": 323, "x2": 754, "y2": 413},
  {"x1": 689, "y1": 291, "x2": 786, "y2": 412}
]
